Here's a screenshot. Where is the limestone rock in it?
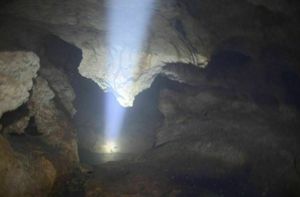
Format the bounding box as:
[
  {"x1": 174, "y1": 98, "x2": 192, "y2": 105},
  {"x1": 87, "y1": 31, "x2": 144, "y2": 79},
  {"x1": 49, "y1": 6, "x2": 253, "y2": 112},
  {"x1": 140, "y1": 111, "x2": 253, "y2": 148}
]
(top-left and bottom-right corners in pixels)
[
  {"x1": 0, "y1": 135, "x2": 56, "y2": 197},
  {"x1": 28, "y1": 76, "x2": 79, "y2": 170},
  {"x1": 246, "y1": 0, "x2": 299, "y2": 16},
  {"x1": 85, "y1": 161, "x2": 172, "y2": 197},
  {"x1": 0, "y1": 51, "x2": 39, "y2": 117},
  {"x1": 1, "y1": 74, "x2": 79, "y2": 195},
  {"x1": 2, "y1": 115, "x2": 30, "y2": 135},
  {"x1": 161, "y1": 63, "x2": 206, "y2": 86},
  {"x1": 1, "y1": 0, "x2": 209, "y2": 106},
  {"x1": 39, "y1": 61, "x2": 76, "y2": 116},
  {"x1": 1, "y1": 0, "x2": 299, "y2": 106},
  {"x1": 28, "y1": 77, "x2": 55, "y2": 135},
  {"x1": 153, "y1": 80, "x2": 300, "y2": 195}
]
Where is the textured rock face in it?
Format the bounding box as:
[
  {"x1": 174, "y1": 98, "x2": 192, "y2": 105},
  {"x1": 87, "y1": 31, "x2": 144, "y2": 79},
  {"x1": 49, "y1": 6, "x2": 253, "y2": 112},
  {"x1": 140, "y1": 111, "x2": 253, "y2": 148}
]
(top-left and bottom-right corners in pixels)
[
  {"x1": 150, "y1": 61, "x2": 300, "y2": 195},
  {"x1": 0, "y1": 0, "x2": 299, "y2": 196},
  {"x1": 39, "y1": 62, "x2": 76, "y2": 116},
  {"x1": 2, "y1": 115, "x2": 30, "y2": 135},
  {"x1": 28, "y1": 76, "x2": 79, "y2": 168},
  {"x1": 1, "y1": 0, "x2": 209, "y2": 106},
  {"x1": 1, "y1": 0, "x2": 299, "y2": 106},
  {"x1": 0, "y1": 135, "x2": 56, "y2": 197},
  {"x1": 0, "y1": 52, "x2": 39, "y2": 117},
  {"x1": 0, "y1": 51, "x2": 79, "y2": 195},
  {"x1": 83, "y1": 59, "x2": 300, "y2": 196},
  {"x1": 246, "y1": 0, "x2": 300, "y2": 15}
]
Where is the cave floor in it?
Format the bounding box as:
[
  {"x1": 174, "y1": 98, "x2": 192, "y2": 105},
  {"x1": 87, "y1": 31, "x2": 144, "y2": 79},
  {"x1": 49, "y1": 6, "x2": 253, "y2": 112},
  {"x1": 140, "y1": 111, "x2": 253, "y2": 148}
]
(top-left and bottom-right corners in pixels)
[{"x1": 82, "y1": 156, "x2": 257, "y2": 197}]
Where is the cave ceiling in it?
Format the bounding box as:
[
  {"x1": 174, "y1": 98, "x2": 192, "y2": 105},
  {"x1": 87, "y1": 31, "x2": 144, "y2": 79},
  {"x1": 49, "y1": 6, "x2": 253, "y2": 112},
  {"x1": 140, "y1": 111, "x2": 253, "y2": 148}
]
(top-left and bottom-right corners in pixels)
[{"x1": 0, "y1": 0, "x2": 299, "y2": 106}]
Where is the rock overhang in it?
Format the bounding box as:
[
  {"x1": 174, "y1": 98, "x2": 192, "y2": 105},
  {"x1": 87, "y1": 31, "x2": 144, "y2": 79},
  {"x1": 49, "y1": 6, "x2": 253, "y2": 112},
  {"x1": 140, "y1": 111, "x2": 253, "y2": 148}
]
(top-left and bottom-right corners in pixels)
[
  {"x1": 1, "y1": 0, "x2": 298, "y2": 106},
  {"x1": 1, "y1": 0, "x2": 209, "y2": 107}
]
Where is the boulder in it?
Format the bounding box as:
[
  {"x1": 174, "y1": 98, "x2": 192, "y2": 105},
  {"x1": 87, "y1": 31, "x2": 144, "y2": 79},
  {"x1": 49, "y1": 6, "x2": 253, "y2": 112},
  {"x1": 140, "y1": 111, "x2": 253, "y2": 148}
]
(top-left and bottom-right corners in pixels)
[
  {"x1": 28, "y1": 76, "x2": 79, "y2": 171},
  {"x1": 2, "y1": 115, "x2": 30, "y2": 135},
  {"x1": 0, "y1": 135, "x2": 56, "y2": 197},
  {"x1": 0, "y1": 51, "x2": 39, "y2": 117},
  {"x1": 39, "y1": 60, "x2": 76, "y2": 117}
]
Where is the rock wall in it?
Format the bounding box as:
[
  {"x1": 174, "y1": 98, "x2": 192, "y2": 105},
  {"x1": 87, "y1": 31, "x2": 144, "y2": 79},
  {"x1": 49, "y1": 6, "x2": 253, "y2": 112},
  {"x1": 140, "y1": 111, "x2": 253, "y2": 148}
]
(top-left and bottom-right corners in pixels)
[
  {"x1": 149, "y1": 51, "x2": 300, "y2": 195},
  {"x1": 0, "y1": 0, "x2": 299, "y2": 196},
  {"x1": 0, "y1": 52, "x2": 39, "y2": 118},
  {"x1": 0, "y1": 51, "x2": 79, "y2": 196},
  {"x1": 0, "y1": 135, "x2": 56, "y2": 197},
  {"x1": 0, "y1": 0, "x2": 299, "y2": 106}
]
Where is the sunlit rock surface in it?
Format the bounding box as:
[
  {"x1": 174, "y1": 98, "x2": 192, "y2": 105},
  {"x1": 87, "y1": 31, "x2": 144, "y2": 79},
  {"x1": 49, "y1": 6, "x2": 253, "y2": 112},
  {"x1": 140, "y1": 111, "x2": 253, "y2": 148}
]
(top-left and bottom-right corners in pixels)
[
  {"x1": 0, "y1": 51, "x2": 39, "y2": 117},
  {"x1": 1, "y1": 0, "x2": 209, "y2": 106},
  {"x1": 1, "y1": 0, "x2": 299, "y2": 106}
]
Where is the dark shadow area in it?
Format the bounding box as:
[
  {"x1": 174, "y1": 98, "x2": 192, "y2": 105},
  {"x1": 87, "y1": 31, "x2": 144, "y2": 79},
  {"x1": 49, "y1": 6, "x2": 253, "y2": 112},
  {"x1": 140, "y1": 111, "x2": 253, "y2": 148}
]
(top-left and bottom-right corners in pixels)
[
  {"x1": 170, "y1": 169, "x2": 257, "y2": 197},
  {"x1": 24, "y1": 117, "x2": 40, "y2": 136},
  {"x1": 0, "y1": 104, "x2": 29, "y2": 128},
  {"x1": 44, "y1": 35, "x2": 82, "y2": 74}
]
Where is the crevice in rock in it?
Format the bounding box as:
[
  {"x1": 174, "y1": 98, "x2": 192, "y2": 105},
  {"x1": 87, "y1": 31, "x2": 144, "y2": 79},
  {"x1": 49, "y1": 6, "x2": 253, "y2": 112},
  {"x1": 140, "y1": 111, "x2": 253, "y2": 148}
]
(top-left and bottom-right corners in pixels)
[
  {"x1": 206, "y1": 50, "x2": 253, "y2": 80},
  {"x1": 24, "y1": 116, "x2": 40, "y2": 136},
  {"x1": 42, "y1": 34, "x2": 88, "y2": 114},
  {"x1": 0, "y1": 103, "x2": 29, "y2": 129},
  {"x1": 43, "y1": 35, "x2": 82, "y2": 74}
]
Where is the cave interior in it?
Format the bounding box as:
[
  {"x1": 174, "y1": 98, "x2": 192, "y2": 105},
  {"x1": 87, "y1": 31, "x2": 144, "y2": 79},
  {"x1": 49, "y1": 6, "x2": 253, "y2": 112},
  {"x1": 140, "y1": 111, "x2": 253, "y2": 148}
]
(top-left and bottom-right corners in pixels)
[{"x1": 0, "y1": 0, "x2": 300, "y2": 196}]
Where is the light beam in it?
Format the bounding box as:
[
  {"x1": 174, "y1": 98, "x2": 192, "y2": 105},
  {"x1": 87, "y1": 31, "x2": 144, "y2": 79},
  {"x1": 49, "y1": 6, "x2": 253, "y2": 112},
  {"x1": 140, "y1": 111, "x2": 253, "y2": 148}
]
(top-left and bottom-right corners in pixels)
[{"x1": 103, "y1": 0, "x2": 156, "y2": 152}]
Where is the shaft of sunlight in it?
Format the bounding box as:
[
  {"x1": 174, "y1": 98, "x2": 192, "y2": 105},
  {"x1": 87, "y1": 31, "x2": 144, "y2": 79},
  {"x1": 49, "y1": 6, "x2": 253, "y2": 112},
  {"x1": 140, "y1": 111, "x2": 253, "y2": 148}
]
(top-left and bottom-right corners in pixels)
[{"x1": 103, "y1": 0, "x2": 156, "y2": 152}]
